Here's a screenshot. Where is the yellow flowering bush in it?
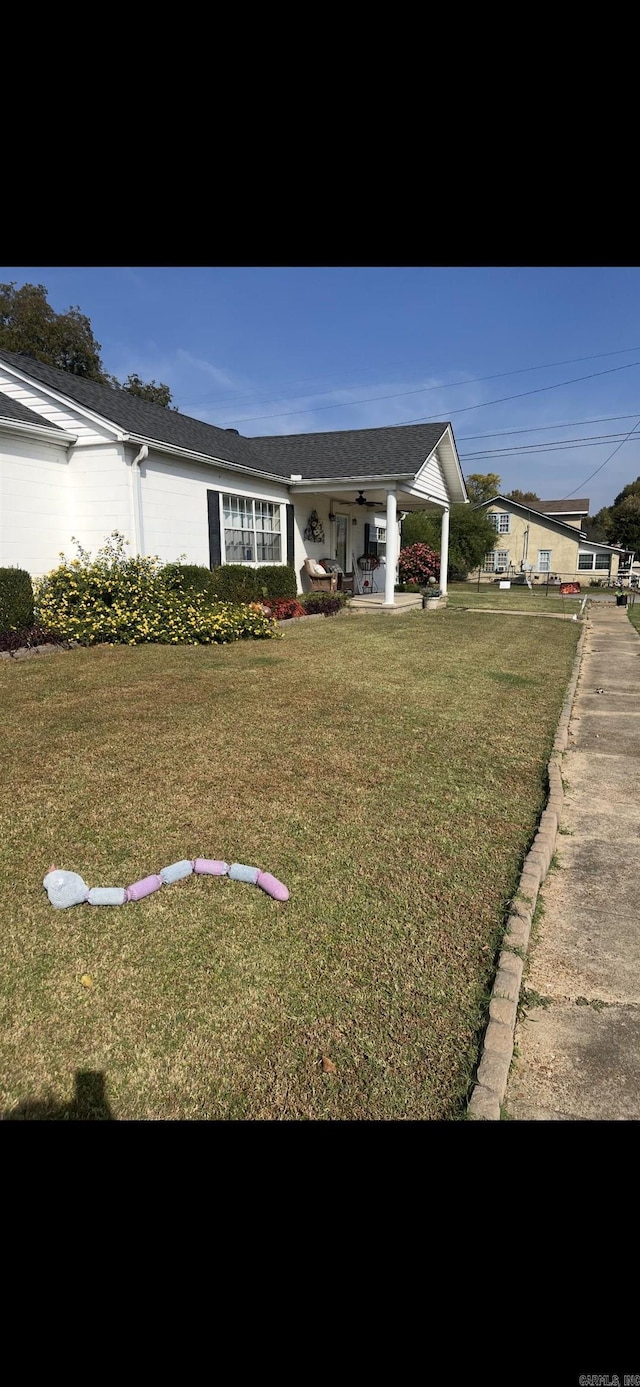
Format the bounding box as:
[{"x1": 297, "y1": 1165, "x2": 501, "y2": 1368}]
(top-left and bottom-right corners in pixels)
[{"x1": 34, "y1": 533, "x2": 278, "y2": 646}]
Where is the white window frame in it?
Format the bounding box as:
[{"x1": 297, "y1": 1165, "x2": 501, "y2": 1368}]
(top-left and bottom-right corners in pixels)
[
  {"x1": 595, "y1": 552, "x2": 611, "y2": 571},
  {"x1": 538, "y1": 549, "x2": 552, "y2": 573},
  {"x1": 221, "y1": 494, "x2": 285, "y2": 566},
  {"x1": 578, "y1": 552, "x2": 595, "y2": 571},
  {"x1": 488, "y1": 512, "x2": 511, "y2": 534},
  {"x1": 494, "y1": 549, "x2": 509, "y2": 572}
]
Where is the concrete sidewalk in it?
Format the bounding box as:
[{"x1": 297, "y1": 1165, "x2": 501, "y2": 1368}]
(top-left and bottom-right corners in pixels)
[{"x1": 505, "y1": 602, "x2": 640, "y2": 1120}]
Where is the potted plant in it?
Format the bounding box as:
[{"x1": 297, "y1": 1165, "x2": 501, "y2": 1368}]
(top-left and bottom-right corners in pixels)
[{"x1": 616, "y1": 589, "x2": 629, "y2": 606}]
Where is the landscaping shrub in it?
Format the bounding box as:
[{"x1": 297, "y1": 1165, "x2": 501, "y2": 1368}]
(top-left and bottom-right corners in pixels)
[
  {"x1": 162, "y1": 563, "x2": 218, "y2": 601},
  {"x1": 257, "y1": 565, "x2": 297, "y2": 600},
  {"x1": 398, "y1": 543, "x2": 440, "y2": 586},
  {"x1": 263, "y1": 598, "x2": 306, "y2": 620},
  {"x1": 209, "y1": 565, "x2": 261, "y2": 604},
  {"x1": 34, "y1": 534, "x2": 277, "y2": 646},
  {"x1": 209, "y1": 564, "x2": 297, "y2": 603},
  {"x1": 0, "y1": 624, "x2": 61, "y2": 653},
  {"x1": 0, "y1": 567, "x2": 34, "y2": 632},
  {"x1": 300, "y1": 591, "x2": 347, "y2": 616},
  {"x1": 395, "y1": 582, "x2": 422, "y2": 593}
]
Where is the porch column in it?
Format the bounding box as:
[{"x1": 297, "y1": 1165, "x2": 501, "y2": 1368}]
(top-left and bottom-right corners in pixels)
[
  {"x1": 383, "y1": 489, "x2": 397, "y2": 607},
  {"x1": 440, "y1": 506, "x2": 450, "y2": 596}
]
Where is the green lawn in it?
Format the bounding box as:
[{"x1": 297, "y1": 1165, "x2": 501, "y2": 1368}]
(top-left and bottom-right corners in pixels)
[
  {"x1": 0, "y1": 610, "x2": 580, "y2": 1120},
  {"x1": 447, "y1": 582, "x2": 584, "y2": 614},
  {"x1": 627, "y1": 598, "x2": 640, "y2": 633}
]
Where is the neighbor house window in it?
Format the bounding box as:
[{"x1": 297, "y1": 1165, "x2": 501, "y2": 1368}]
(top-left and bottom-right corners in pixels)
[
  {"x1": 483, "y1": 549, "x2": 509, "y2": 572},
  {"x1": 595, "y1": 553, "x2": 611, "y2": 570},
  {"x1": 222, "y1": 494, "x2": 282, "y2": 564},
  {"x1": 578, "y1": 552, "x2": 595, "y2": 571},
  {"x1": 488, "y1": 512, "x2": 510, "y2": 533},
  {"x1": 538, "y1": 550, "x2": 552, "y2": 572}
]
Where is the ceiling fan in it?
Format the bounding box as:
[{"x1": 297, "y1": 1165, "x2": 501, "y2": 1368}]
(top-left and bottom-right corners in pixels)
[{"x1": 353, "y1": 490, "x2": 378, "y2": 507}]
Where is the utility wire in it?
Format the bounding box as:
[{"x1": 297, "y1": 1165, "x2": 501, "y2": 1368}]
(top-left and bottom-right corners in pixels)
[
  {"x1": 460, "y1": 428, "x2": 640, "y2": 459},
  {"x1": 557, "y1": 419, "x2": 640, "y2": 501},
  {"x1": 458, "y1": 413, "x2": 640, "y2": 442},
  {"x1": 391, "y1": 362, "x2": 640, "y2": 426},
  {"x1": 179, "y1": 344, "x2": 640, "y2": 415}
]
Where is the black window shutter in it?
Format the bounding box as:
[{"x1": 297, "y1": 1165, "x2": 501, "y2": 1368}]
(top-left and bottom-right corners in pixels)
[
  {"x1": 207, "y1": 491, "x2": 221, "y2": 569},
  {"x1": 286, "y1": 503, "x2": 295, "y2": 568},
  {"x1": 364, "y1": 522, "x2": 371, "y2": 556}
]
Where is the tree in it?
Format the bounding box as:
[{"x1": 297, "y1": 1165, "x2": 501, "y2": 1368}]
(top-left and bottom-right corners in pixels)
[
  {"x1": 584, "y1": 506, "x2": 613, "y2": 543},
  {"x1": 504, "y1": 489, "x2": 540, "y2": 505},
  {"x1": 0, "y1": 280, "x2": 174, "y2": 406},
  {"x1": 116, "y1": 373, "x2": 176, "y2": 409},
  {"x1": 402, "y1": 504, "x2": 497, "y2": 577},
  {"x1": 1, "y1": 281, "x2": 106, "y2": 380},
  {"x1": 464, "y1": 472, "x2": 502, "y2": 504}
]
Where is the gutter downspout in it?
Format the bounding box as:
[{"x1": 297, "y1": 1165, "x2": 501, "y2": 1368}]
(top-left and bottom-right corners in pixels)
[{"x1": 131, "y1": 444, "x2": 148, "y2": 556}]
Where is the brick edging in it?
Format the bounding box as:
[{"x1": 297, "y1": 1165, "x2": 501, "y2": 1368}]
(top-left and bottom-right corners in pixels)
[{"x1": 466, "y1": 617, "x2": 588, "y2": 1120}]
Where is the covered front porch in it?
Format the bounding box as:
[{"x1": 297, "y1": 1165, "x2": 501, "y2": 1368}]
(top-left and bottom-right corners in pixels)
[{"x1": 290, "y1": 480, "x2": 452, "y2": 607}]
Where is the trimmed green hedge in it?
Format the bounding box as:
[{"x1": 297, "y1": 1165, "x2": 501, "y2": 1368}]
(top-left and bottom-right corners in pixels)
[
  {"x1": 0, "y1": 567, "x2": 34, "y2": 633},
  {"x1": 162, "y1": 564, "x2": 218, "y2": 600},
  {"x1": 209, "y1": 564, "x2": 297, "y2": 603}
]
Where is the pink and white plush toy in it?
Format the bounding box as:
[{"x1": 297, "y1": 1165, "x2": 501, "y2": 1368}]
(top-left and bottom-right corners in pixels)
[{"x1": 43, "y1": 858, "x2": 289, "y2": 909}]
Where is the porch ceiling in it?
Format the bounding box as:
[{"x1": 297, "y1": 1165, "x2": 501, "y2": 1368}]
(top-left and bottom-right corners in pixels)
[{"x1": 291, "y1": 483, "x2": 445, "y2": 511}]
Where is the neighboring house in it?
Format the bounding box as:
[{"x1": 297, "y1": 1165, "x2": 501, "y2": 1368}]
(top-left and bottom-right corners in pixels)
[
  {"x1": 0, "y1": 349, "x2": 468, "y2": 606},
  {"x1": 471, "y1": 496, "x2": 625, "y2": 583}
]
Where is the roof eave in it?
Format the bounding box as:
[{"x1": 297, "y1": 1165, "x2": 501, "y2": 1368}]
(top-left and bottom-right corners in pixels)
[{"x1": 0, "y1": 416, "x2": 77, "y2": 445}]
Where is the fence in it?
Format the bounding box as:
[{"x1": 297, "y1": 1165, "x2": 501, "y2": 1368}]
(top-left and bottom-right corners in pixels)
[{"x1": 470, "y1": 567, "x2": 638, "y2": 595}]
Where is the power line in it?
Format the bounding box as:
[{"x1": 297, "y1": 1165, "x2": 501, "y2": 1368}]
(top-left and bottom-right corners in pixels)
[
  {"x1": 207, "y1": 351, "x2": 640, "y2": 425},
  {"x1": 458, "y1": 413, "x2": 640, "y2": 442},
  {"x1": 460, "y1": 428, "x2": 640, "y2": 460},
  {"x1": 391, "y1": 362, "x2": 640, "y2": 427},
  {"x1": 559, "y1": 420, "x2": 640, "y2": 501}
]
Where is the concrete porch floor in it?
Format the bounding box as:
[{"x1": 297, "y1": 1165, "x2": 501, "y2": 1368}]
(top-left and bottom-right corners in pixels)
[{"x1": 347, "y1": 593, "x2": 424, "y2": 612}]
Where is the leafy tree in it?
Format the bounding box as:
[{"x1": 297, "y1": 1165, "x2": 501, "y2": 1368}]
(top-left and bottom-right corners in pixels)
[
  {"x1": 504, "y1": 489, "x2": 540, "y2": 505},
  {"x1": 402, "y1": 504, "x2": 497, "y2": 577},
  {"x1": 464, "y1": 472, "x2": 502, "y2": 504},
  {"x1": 0, "y1": 280, "x2": 174, "y2": 406},
  {"x1": 610, "y1": 488, "x2": 640, "y2": 552},
  {"x1": 584, "y1": 506, "x2": 613, "y2": 543},
  {"x1": 1, "y1": 281, "x2": 105, "y2": 380},
  {"x1": 116, "y1": 373, "x2": 176, "y2": 409}
]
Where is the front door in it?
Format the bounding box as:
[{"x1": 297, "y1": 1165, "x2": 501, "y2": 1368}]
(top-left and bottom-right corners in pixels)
[{"x1": 336, "y1": 514, "x2": 349, "y2": 572}]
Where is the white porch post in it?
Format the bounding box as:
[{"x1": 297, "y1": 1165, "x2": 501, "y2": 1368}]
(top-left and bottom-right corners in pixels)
[
  {"x1": 383, "y1": 489, "x2": 397, "y2": 606},
  {"x1": 440, "y1": 506, "x2": 450, "y2": 596}
]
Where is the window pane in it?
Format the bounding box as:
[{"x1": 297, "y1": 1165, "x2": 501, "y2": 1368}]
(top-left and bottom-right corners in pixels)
[
  {"x1": 538, "y1": 550, "x2": 551, "y2": 572},
  {"x1": 495, "y1": 550, "x2": 509, "y2": 567},
  {"x1": 225, "y1": 529, "x2": 254, "y2": 562},
  {"x1": 257, "y1": 533, "x2": 282, "y2": 562},
  {"x1": 578, "y1": 553, "x2": 595, "y2": 570},
  {"x1": 498, "y1": 513, "x2": 510, "y2": 533},
  {"x1": 255, "y1": 501, "x2": 280, "y2": 533},
  {"x1": 488, "y1": 514, "x2": 499, "y2": 530},
  {"x1": 595, "y1": 553, "x2": 610, "y2": 570},
  {"x1": 483, "y1": 551, "x2": 496, "y2": 572}
]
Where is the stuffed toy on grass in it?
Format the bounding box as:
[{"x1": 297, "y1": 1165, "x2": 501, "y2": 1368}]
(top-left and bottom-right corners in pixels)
[{"x1": 43, "y1": 859, "x2": 289, "y2": 909}]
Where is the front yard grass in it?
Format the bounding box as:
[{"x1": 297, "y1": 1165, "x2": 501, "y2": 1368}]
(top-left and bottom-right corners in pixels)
[
  {"x1": 447, "y1": 582, "x2": 584, "y2": 613},
  {"x1": 0, "y1": 609, "x2": 580, "y2": 1120}
]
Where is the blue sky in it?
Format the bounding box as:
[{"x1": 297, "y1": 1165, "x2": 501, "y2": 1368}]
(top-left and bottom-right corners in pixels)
[{"x1": 3, "y1": 265, "x2": 640, "y2": 511}]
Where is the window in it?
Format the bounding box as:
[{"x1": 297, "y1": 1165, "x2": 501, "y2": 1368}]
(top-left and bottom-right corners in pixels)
[
  {"x1": 595, "y1": 553, "x2": 611, "y2": 571},
  {"x1": 578, "y1": 552, "x2": 595, "y2": 571},
  {"x1": 223, "y1": 494, "x2": 282, "y2": 564},
  {"x1": 483, "y1": 549, "x2": 509, "y2": 573},
  {"x1": 538, "y1": 550, "x2": 552, "y2": 573},
  {"x1": 488, "y1": 512, "x2": 510, "y2": 533}
]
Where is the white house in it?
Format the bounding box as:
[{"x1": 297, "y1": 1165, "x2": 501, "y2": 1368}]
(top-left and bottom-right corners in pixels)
[{"x1": 0, "y1": 349, "x2": 468, "y2": 605}]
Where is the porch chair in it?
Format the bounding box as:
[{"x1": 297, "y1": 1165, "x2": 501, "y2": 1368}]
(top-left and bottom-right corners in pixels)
[{"x1": 303, "y1": 558, "x2": 338, "y2": 592}]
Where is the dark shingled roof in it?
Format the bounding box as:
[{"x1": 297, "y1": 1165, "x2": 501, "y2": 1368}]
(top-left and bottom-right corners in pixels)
[
  {"x1": 252, "y1": 422, "x2": 449, "y2": 479},
  {"x1": 0, "y1": 349, "x2": 274, "y2": 475},
  {"x1": 0, "y1": 389, "x2": 63, "y2": 430},
  {"x1": 538, "y1": 498, "x2": 590, "y2": 514},
  {"x1": 0, "y1": 349, "x2": 450, "y2": 482}
]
